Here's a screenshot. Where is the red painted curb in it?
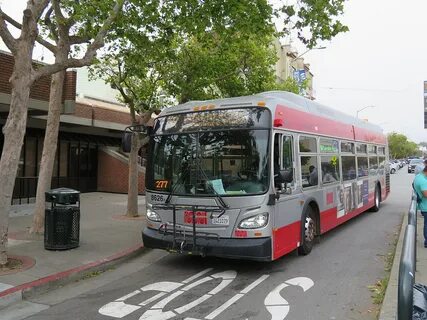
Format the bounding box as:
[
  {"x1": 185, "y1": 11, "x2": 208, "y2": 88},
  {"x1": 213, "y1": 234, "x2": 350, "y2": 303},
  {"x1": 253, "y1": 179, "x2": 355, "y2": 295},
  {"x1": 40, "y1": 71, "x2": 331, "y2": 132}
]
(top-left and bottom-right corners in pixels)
[{"x1": 0, "y1": 243, "x2": 143, "y2": 299}]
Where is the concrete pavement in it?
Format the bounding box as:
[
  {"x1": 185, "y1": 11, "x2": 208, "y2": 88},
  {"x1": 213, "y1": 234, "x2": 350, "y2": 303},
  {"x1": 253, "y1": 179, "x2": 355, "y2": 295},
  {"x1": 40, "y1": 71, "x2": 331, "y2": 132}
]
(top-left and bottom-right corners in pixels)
[{"x1": 0, "y1": 192, "x2": 147, "y2": 308}]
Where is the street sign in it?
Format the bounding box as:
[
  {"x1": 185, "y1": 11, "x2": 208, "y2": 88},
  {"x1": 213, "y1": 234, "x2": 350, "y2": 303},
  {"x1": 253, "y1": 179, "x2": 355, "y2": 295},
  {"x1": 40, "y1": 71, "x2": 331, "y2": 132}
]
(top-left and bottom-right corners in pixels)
[{"x1": 293, "y1": 70, "x2": 306, "y2": 84}]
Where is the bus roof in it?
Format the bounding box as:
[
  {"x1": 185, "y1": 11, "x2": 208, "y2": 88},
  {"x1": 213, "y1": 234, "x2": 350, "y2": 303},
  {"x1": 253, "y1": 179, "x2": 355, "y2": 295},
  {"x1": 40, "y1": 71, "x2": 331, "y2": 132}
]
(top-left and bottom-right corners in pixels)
[{"x1": 160, "y1": 91, "x2": 386, "y2": 144}]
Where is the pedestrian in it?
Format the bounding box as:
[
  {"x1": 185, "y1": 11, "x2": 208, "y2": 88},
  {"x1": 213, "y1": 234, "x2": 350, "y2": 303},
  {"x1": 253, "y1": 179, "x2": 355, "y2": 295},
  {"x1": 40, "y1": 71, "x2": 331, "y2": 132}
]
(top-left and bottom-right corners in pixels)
[
  {"x1": 414, "y1": 159, "x2": 427, "y2": 175},
  {"x1": 413, "y1": 166, "x2": 427, "y2": 247}
]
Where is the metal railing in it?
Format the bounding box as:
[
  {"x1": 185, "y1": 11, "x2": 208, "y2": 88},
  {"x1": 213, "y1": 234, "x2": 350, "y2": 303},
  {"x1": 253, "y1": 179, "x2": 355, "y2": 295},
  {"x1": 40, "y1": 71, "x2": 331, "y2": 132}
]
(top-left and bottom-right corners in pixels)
[{"x1": 397, "y1": 193, "x2": 418, "y2": 320}]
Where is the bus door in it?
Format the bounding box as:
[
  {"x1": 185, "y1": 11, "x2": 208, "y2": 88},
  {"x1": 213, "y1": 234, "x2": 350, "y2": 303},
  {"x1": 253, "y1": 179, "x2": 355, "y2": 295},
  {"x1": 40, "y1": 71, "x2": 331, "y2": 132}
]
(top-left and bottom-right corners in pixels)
[{"x1": 273, "y1": 132, "x2": 302, "y2": 256}]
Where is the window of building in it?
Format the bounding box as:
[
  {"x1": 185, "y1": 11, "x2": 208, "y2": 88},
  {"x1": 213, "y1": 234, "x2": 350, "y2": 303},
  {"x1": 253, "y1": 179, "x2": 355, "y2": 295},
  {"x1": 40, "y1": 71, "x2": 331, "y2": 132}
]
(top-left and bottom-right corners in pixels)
[
  {"x1": 321, "y1": 155, "x2": 340, "y2": 184},
  {"x1": 319, "y1": 139, "x2": 339, "y2": 153},
  {"x1": 301, "y1": 156, "x2": 318, "y2": 188},
  {"x1": 59, "y1": 142, "x2": 69, "y2": 177},
  {"x1": 342, "y1": 156, "x2": 356, "y2": 181},
  {"x1": 299, "y1": 136, "x2": 317, "y2": 153},
  {"x1": 378, "y1": 146, "x2": 385, "y2": 155},
  {"x1": 369, "y1": 156, "x2": 378, "y2": 175},
  {"x1": 356, "y1": 144, "x2": 367, "y2": 154},
  {"x1": 341, "y1": 142, "x2": 354, "y2": 153},
  {"x1": 357, "y1": 157, "x2": 369, "y2": 177},
  {"x1": 368, "y1": 145, "x2": 377, "y2": 154}
]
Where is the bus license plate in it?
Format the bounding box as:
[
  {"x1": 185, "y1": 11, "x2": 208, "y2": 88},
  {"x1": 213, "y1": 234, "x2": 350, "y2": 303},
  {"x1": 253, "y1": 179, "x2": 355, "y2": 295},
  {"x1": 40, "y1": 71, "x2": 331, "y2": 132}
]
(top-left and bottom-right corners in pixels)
[{"x1": 212, "y1": 215, "x2": 229, "y2": 225}]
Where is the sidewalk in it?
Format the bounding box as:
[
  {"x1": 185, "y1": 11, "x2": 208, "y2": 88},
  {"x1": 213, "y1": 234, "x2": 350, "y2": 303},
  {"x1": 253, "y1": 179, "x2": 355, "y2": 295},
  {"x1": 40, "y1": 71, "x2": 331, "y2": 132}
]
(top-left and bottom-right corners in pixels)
[
  {"x1": 380, "y1": 211, "x2": 426, "y2": 319},
  {"x1": 0, "y1": 192, "x2": 146, "y2": 308}
]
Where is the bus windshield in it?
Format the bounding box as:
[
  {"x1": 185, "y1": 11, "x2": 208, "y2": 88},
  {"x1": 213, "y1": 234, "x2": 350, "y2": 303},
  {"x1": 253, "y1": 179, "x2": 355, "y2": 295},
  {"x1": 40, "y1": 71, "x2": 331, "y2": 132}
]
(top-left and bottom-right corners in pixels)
[{"x1": 147, "y1": 129, "x2": 270, "y2": 196}]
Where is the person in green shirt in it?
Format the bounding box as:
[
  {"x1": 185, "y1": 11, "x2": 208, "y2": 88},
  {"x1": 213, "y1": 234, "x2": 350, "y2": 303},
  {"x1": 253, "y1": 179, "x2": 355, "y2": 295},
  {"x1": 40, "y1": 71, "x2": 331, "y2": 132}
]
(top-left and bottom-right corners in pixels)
[{"x1": 413, "y1": 166, "x2": 427, "y2": 247}]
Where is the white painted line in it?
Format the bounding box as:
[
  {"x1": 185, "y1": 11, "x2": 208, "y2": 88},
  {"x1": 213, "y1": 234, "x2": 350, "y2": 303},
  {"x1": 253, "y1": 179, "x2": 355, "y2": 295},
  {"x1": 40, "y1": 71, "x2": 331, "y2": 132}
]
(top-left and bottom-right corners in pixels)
[
  {"x1": 240, "y1": 275, "x2": 270, "y2": 294},
  {"x1": 181, "y1": 277, "x2": 212, "y2": 291},
  {"x1": 139, "y1": 292, "x2": 167, "y2": 306},
  {"x1": 182, "y1": 268, "x2": 213, "y2": 284},
  {"x1": 99, "y1": 301, "x2": 141, "y2": 319},
  {"x1": 175, "y1": 293, "x2": 212, "y2": 314},
  {"x1": 205, "y1": 274, "x2": 269, "y2": 320},
  {"x1": 205, "y1": 293, "x2": 243, "y2": 320},
  {"x1": 208, "y1": 279, "x2": 233, "y2": 295},
  {"x1": 116, "y1": 290, "x2": 141, "y2": 302},
  {"x1": 151, "y1": 290, "x2": 184, "y2": 309}
]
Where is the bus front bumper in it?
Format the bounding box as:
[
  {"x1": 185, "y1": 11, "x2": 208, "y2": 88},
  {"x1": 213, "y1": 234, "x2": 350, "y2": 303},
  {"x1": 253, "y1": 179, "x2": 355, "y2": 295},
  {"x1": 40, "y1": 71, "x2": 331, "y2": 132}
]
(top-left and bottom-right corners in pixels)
[{"x1": 142, "y1": 227, "x2": 272, "y2": 262}]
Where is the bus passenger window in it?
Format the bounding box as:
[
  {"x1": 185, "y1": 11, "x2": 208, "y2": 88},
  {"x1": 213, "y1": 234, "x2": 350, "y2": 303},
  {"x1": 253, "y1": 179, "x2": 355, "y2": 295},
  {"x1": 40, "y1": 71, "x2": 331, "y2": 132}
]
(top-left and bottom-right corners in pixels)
[
  {"x1": 357, "y1": 157, "x2": 369, "y2": 177},
  {"x1": 342, "y1": 156, "x2": 356, "y2": 181},
  {"x1": 369, "y1": 156, "x2": 378, "y2": 175},
  {"x1": 301, "y1": 156, "x2": 318, "y2": 188},
  {"x1": 321, "y1": 156, "x2": 340, "y2": 184}
]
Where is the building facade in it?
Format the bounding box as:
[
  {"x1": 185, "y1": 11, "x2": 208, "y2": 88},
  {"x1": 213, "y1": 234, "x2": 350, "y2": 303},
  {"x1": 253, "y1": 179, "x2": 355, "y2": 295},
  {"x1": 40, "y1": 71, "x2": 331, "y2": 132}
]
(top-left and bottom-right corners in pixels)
[
  {"x1": 274, "y1": 41, "x2": 315, "y2": 100},
  {"x1": 0, "y1": 51, "x2": 145, "y2": 203}
]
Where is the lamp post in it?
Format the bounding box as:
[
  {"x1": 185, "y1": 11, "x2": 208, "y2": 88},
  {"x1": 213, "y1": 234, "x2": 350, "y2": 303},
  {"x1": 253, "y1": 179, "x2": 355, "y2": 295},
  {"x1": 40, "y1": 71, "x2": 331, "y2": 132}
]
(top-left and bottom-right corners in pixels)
[
  {"x1": 356, "y1": 105, "x2": 375, "y2": 118},
  {"x1": 291, "y1": 46, "x2": 326, "y2": 62}
]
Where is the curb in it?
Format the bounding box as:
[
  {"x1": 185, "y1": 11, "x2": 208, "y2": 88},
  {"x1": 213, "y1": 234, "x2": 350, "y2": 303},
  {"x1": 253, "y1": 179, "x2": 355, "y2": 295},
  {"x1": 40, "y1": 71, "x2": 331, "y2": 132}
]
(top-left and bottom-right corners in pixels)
[
  {"x1": 379, "y1": 214, "x2": 407, "y2": 320},
  {"x1": 0, "y1": 243, "x2": 144, "y2": 309}
]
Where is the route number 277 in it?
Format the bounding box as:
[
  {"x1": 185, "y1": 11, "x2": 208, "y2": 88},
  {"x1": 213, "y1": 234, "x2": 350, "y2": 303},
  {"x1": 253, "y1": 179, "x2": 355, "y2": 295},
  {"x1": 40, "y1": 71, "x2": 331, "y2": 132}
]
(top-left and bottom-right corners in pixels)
[
  {"x1": 155, "y1": 180, "x2": 169, "y2": 189},
  {"x1": 98, "y1": 268, "x2": 314, "y2": 320}
]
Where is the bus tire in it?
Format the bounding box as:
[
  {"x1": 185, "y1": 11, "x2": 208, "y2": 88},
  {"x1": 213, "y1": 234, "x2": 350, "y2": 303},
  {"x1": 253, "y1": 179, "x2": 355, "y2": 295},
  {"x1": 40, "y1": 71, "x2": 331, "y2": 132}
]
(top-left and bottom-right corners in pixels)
[
  {"x1": 298, "y1": 206, "x2": 316, "y2": 256},
  {"x1": 370, "y1": 185, "x2": 381, "y2": 212}
]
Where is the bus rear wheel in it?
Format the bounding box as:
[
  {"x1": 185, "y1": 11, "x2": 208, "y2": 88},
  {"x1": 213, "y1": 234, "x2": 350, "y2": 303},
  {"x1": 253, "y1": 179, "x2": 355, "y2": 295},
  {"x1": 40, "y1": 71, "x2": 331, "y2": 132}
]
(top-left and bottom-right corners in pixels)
[{"x1": 298, "y1": 206, "x2": 316, "y2": 256}]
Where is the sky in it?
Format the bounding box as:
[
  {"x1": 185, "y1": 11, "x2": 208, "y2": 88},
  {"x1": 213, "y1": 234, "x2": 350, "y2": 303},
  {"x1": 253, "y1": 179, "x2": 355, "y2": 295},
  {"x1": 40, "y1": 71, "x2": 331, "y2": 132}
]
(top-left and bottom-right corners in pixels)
[{"x1": 1, "y1": 0, "x2": 427, "y2": 142}]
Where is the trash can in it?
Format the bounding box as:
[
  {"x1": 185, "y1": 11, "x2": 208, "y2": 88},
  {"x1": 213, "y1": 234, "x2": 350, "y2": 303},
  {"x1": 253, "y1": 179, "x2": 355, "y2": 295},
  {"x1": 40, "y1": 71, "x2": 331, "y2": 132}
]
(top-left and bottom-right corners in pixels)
[{"x1": 44, "y1": 188, "x2": 80, "y2": 250}]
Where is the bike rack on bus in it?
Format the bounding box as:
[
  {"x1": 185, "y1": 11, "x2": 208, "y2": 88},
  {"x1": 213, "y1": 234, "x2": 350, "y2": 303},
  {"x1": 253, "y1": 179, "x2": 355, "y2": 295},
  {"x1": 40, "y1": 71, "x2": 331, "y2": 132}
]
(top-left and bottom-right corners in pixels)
[{"x1": 152, "y1": 203, "x2": 225, "y2": 256}]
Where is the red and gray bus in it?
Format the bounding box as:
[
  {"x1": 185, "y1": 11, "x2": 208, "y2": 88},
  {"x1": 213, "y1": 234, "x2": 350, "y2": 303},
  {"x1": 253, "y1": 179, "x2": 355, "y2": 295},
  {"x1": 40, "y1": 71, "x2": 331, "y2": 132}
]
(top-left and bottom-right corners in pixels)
[{"x1": 140, "y1": 91, "x2": 389, "y2": 261}]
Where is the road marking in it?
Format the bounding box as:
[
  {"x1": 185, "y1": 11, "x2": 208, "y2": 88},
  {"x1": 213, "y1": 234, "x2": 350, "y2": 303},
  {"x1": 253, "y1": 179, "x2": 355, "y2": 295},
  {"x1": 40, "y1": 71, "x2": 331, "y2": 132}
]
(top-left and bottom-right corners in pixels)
[
  {"x1": 99, "y1": 269, "x2": 211, "y2": 318},
  {"x1": 264, "y1": 277, "x2": 314, "y2": 320},
  {"x1": 205, "y1": 274, "x2": 269, "y2": 320}
]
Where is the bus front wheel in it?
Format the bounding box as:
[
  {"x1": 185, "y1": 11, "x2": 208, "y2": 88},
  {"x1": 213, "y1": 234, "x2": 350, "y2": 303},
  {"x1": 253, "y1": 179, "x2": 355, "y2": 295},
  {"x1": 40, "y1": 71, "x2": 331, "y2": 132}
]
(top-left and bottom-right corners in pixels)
[
  {"x1": 370, "y1": 185, "x2": 381, "y2": 212},
  {"x1": 298, "y1": 206, "x2": 316, "y2": 256}
]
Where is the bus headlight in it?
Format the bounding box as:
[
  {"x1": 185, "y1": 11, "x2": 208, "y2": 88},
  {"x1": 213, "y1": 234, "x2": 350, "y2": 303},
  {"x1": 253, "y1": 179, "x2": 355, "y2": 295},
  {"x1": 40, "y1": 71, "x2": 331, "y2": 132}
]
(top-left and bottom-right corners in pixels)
[
  {"x1": 146, "y1": 208, "x2": 161, "y2": 222},
  {"x1": 238, "y1": 213, "x2": 268, "y2": 229}
]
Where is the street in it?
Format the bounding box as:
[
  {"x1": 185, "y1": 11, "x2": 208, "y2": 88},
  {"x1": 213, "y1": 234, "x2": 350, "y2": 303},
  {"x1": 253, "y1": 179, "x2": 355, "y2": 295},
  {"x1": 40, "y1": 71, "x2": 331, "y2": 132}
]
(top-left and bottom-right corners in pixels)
[{"x1": 8, "y1": 170, "x2": 413, "y2": 320}]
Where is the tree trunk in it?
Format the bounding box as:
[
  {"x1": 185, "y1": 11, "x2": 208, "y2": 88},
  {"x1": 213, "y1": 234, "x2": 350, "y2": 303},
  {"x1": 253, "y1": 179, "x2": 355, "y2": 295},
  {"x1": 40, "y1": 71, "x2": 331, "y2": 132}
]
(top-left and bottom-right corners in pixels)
[
  {"x1": 0, "y1": 50, "x2": 33, "y2": 265},
  {"x1": 30, "y1": 69, "x2": 66, "y2": 234},
  {"x1": 126, "y1": 131, "x2": 139, "y2": 217}
]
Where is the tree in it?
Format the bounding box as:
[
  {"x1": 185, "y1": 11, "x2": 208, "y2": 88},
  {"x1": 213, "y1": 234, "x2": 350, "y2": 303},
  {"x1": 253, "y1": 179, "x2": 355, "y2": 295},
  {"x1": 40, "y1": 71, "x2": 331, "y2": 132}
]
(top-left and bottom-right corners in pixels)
[
  {"x1": 92, "y1": 0, "x2": 348, "y2": 216},
  {"x1": 0, "y1": 0, "x2": 124, "y2": 264},
  {"x1": 387, "y1": 132, "x2": 420, "y2": 159}
]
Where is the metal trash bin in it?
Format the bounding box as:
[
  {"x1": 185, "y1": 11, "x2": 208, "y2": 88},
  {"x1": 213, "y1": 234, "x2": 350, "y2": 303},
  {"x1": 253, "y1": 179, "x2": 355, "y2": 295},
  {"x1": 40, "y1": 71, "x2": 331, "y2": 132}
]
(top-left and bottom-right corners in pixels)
[{"x1": 44, "y1": 188, "x2": 80, "y2": 250}]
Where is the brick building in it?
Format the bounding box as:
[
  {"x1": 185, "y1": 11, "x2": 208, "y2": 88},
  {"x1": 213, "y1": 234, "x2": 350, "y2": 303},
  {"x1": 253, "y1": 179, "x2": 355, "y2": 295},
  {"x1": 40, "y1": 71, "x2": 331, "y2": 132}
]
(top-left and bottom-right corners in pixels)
[{"x1": 0, "y1": 50, "x2": 144, "y2": 203}]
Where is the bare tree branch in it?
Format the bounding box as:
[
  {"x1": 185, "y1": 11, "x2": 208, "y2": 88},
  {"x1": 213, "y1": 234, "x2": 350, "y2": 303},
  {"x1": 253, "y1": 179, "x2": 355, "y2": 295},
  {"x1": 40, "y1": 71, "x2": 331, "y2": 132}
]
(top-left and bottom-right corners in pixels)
[
  {"x1": 0, "y1": 8, "x2": 57, "y2": 53},
  {"x1": 33, "y1": 0, "x2": 51, "y2": 21},
  {"x1": 0, "y1": 8, "x2": 17, "y2": 53},
  {"x1": 69, "y1": 35, "x2": 91, "y2": 45},
  {"x1": 32, "y1": 0, "x2": 125, "y2": 81},
  {"x1": 52, "y1": 0, "x2": 69, "y2": 40},
  {"x1": 44, "y1": 6, "x2": 58, "y2": 42}
]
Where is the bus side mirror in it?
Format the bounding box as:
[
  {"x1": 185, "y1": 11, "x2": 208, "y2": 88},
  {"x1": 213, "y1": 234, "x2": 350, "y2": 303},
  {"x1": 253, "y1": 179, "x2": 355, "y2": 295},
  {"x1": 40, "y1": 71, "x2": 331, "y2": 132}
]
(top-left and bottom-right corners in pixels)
[
  {"x1": 121, "y1": 124, "x2": 151, "y2": 153},
  {"x1": 279, "y1": 169, "x2": 293, "y2": 184},
  {"x1": 121, "y1": 132, "x2": 132, "y2": 153}
]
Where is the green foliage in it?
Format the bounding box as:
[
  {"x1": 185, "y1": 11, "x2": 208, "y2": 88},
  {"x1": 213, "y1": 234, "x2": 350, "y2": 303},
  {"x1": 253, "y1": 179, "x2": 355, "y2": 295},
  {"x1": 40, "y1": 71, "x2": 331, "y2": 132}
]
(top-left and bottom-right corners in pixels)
[
  {"x1": 387, "y1": 132, "x2": 420, "y2": 159},
  {"x1": 91, "y1": 0, "x2": 348, "y2": 111},
  {"x1": 281, "y1": 0, "x2": 349, "y2": 48}
]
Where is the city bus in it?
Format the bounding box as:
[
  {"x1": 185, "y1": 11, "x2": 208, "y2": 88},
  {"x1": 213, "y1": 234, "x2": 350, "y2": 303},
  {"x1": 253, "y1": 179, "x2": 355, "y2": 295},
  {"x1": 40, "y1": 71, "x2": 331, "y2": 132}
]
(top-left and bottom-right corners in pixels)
[{"x1": 138, "y1": 91, "x2": 389, "y2": 261}]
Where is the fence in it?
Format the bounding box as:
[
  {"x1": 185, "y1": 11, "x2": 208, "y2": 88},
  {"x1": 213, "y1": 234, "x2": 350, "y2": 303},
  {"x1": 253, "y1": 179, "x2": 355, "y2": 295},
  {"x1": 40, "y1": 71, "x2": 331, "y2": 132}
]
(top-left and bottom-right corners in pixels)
[{"x1": 397, "y1": 194, "x2": 418, "y2": 319}]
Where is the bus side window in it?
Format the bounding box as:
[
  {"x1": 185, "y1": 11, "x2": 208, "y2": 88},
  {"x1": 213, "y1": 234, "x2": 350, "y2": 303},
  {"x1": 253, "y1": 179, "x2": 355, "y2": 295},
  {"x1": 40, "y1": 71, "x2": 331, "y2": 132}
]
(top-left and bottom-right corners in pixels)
[{"x1": 282, "y1": 135, "x2": 294, "y2": 186}]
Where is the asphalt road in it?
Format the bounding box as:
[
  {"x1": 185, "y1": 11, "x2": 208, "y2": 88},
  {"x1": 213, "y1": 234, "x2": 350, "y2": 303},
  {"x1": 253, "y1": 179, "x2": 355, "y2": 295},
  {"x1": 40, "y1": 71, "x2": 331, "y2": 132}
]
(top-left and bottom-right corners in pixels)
[{"x1": 12, "y1": 168, "x2": 413, "y2": 320}]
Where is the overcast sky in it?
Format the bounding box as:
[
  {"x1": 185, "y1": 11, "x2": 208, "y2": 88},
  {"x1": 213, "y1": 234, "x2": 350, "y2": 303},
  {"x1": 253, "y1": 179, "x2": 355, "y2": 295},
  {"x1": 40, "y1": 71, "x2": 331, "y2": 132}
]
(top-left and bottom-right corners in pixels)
[{"x1": 1, "y1": 0, "x2": 426, "y2": 142}]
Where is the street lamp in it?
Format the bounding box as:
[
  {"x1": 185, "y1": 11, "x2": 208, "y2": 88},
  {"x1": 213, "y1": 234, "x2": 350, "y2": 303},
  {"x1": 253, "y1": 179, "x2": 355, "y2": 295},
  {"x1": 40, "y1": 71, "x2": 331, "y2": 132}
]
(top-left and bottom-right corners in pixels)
[
  {"x1": 356, "y1": 105, "x2": 375, "y2": 118},
  {"x1": 291, "y1": 46, "x2": 326, "y2": 61}
]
